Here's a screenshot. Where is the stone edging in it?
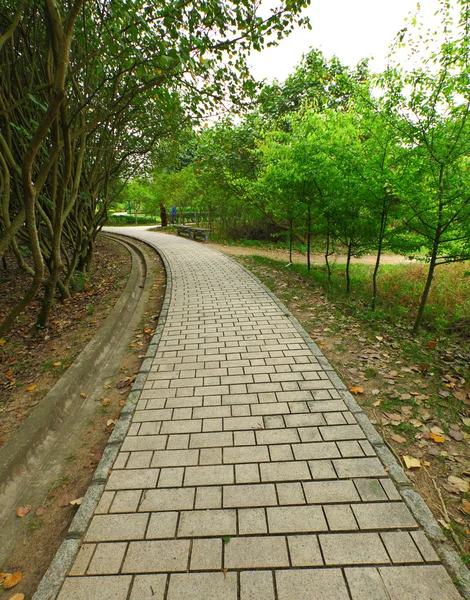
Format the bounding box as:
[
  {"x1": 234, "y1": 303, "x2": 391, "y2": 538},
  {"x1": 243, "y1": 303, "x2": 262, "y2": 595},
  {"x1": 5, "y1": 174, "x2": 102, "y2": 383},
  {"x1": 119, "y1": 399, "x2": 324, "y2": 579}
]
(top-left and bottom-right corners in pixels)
[
  {"x1": 230, "y1": 254, "x2": 470, "y2": 599},
  {"x1": 32, "y1": 235, "x2": 173, "y2": 600}
]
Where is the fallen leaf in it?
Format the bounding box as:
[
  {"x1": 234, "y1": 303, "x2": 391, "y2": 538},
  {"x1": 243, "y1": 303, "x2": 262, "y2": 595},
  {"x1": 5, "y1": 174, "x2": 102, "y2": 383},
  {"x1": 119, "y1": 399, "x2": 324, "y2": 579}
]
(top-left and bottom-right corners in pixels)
[
  {"x1": 26, "y1": 384, "x2": 37, "y2": 392},
  {"x1": 106, "y1": 419, "x2": 118, "y2": 427},
  {"x1": 57, "y1": 489, "x2": 78, "y2": 507},
  {"x1": 373, "y1": 399, "x2": 382, "y2": 407},
  {"x1": 15, "y1": 505, "x2": 31, "y2": 518},
  {"x1": 102, "y1": 398, "x2": 111, "y2": 406},
  {"x1": 35, "y1": 505, "x2": 47, "y2": 516},
  {"x1": 4, "y1": 572, "x2": 22, "y2": 589},
  {"x1": 119, "y1": 400, "x2": 126, "y2": 406},
  {"x1": 349, "y1": 386, "x2": 364, "y2": 395},
  {"x1": 53, "y1": 362, "x2": 61, "y2": 367},
  {"x1": 384, "y1": 412, "x2": 403, "y2": 422},
  {"x1": 429, "y1": 433, "x2": 445, "y2": 444},
  {"x1": 144, "y1": 328, "x2": 152, "y2": 334},
  {"x1": 438, "y1": 518, "x2": 451, "y2": 530},
  {"x1": 129, "y1": 343, "x2": 136, "y2": 348},
  {"x1": 0, "y1": 573, "x2": 9, "y2": 584},
  {"x1": 103, "y1": 384, "x2": 111, "y2": 389},
  {"x1": 69, "y1": 497, "x2": 83, "y2": 506},
  {"x1": 10, "y1": 594, "x2": 25, "y2": 600},
  {"x1": 460, "y1": 501, "x2": 470, "y2": 515},
  {"x1": 462, "y1": 418, "x2": 470, "y2": 427},
  {"x1": 391, "y1": 434, "x2": 407, "y2": 444},
  {"x1": 80, "y1": 392, "x2": 87, "y2": 399},
  {"x1": 403, "y1": 455, "x2": 421, "y2": 469},
  {"x1": 0, "y1": 338, "x2": 6, "y2": 345},
  {"x1": 448, "y1": 476, "x2": 470, "y2": 493}
]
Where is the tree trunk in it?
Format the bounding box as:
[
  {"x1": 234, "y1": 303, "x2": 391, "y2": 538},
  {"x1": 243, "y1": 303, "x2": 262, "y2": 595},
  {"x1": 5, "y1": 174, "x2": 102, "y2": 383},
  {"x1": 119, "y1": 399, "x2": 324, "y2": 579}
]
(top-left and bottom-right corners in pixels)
[
  {"x1": 307, "y1": 205, "x2": 311, "y2": 271},
  {"x1": 371, "y1": 205, "x2": 387, "y2": 311},
  {"x1": 345, "y1": 241, "x2": 352, "y2": 294},
  {"x1": 413, "y1": 242, "x2": 439, "y2": 334},
  {"x1": 160, "y1": 203, "x2": 167, "y2": 227},
  {"x1": 289, "y1": 217, "x2": 293, "y2": 263},
  {"x1": 325, "y1": 217, "x2": 332, "y2": 283}
]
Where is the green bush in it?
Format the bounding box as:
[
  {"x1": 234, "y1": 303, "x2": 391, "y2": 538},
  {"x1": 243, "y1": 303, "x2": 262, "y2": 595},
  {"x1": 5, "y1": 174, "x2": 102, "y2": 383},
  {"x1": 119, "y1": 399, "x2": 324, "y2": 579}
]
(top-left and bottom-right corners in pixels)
[{"x1": 106, "y1": 214, "x2": 158, "y2": 226}]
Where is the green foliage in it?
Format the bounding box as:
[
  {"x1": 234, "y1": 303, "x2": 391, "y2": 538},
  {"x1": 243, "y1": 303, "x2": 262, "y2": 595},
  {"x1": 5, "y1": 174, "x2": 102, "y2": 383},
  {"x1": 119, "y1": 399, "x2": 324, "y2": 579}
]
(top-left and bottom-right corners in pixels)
[{"x1": 106, "y1": 215, "x2": 158, "y2": 226}]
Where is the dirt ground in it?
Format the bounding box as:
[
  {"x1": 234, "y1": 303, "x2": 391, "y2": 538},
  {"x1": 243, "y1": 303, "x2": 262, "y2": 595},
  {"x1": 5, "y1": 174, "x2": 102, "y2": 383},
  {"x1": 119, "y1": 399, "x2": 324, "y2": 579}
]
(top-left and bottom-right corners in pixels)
[
  {"x1": 211, "y1": 246, "x2": 470, "y2": 559},
  {"x1": 0, "y1": 238, "x2": 166, "y2": 599},
  {"x1": 207, "y1": 242, "x2": 411, "y2": 266}
]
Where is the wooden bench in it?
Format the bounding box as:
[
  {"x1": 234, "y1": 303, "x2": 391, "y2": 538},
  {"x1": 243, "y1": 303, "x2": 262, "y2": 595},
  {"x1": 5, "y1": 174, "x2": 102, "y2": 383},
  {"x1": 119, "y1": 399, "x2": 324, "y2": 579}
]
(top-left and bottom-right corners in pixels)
[{"x1": 175, "y1": 225, "x2": 211, "y2": 242}]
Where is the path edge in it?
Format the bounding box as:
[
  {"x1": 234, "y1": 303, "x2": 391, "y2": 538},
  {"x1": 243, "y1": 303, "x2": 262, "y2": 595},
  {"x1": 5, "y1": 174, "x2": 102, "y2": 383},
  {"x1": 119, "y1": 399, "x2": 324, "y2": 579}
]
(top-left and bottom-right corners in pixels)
[
  {"x1": 229, "y1": 253, "x2": 470, "y2": 599},
  {"x1": 32, "y1": 236, "x2": 173, "y2": 600}
]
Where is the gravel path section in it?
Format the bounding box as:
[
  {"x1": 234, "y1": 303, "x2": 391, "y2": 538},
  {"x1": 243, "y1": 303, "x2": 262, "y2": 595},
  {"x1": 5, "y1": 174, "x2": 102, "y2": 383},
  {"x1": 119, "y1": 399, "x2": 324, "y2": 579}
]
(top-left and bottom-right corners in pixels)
[{"x1": 54, "y1": 230, "x2": 463, "y2": 600}]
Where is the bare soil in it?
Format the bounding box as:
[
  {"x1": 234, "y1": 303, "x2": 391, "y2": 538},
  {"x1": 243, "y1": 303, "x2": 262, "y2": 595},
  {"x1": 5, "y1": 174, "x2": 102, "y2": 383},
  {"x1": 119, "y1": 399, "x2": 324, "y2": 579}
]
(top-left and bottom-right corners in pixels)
[
  {"x1": 0, "y1": 238, "x2": 166, "y2": 599},
  {"x1": 207, "y1": 242, "x2": 411, "y2": 266},
  {"x1": 225, "y1": 248, "x2": 470, "y2": 558}
]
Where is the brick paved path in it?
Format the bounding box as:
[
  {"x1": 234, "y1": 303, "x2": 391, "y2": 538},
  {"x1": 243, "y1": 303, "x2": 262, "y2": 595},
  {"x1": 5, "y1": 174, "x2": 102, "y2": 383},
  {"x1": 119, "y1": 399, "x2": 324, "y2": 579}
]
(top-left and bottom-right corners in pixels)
[{"x1": 57, "y1": 231, "x2": 462, "y2": 599}]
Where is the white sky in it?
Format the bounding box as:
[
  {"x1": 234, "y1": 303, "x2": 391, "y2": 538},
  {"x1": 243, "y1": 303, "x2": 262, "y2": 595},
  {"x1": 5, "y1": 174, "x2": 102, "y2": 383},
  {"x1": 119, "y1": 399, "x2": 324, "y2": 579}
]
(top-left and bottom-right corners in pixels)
[{"x1": 249, "y1": 0, "x2": 443, "y2": 82}]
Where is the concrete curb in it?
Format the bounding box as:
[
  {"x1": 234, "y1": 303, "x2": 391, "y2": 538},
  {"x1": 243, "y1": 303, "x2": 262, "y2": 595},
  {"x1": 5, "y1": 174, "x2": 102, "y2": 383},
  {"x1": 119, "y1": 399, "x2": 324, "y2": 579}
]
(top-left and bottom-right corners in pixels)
[
  {"x1": 230, "y1": 253, "x2": 470, "y2": 599},
  {"x1": 33, "y1": 235, "x2": 172, "y2": 600}
]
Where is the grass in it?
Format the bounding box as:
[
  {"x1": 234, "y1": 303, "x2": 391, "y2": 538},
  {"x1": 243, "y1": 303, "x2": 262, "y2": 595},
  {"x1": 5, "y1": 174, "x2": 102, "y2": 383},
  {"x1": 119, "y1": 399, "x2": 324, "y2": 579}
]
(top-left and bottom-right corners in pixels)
[{"x1": 245, "y1": 255, "x2": 470, "y2": 336}]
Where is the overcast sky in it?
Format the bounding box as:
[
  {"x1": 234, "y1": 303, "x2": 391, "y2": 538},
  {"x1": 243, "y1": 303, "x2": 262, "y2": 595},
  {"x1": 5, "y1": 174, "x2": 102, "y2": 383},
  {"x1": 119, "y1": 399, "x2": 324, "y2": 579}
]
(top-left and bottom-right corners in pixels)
[{"x1": 249, "y1": 0, "x2": 443, "y2": 82}]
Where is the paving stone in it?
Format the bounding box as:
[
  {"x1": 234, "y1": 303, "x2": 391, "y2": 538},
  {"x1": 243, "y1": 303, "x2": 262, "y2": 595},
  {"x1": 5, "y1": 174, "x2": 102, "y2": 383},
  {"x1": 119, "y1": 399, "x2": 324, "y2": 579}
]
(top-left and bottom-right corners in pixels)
[
  {"x1": 411, "y1": 531, "x2": 440, "y2": 562},
  {"x1": 235, "y1": 463, "x2": 261, "y2": 483},
  {"x1": 223, "y1": 416, "x2": 264, "y2": 430},
  {"x1": 284, "y1": 413, "x2": 326, "y2": 428},
  {"x1": 110, "y1": 490, "x2": 142, "y2": 513},
  {"x1": 178, "y1": 509, "x2": 236, "y2": 537},
  {"x1": 139, "y1": 488, "x2": 193, "y2": 515},
  {"x1": 262, "y1": 416, "x2": 285, "y2": 429},
  {"x1": 378, "y1": 565, "x2": 463, "y2": 599},
  {"x1": 260, "y1": 461, "x2": 311, "y2": 482},
  {"x1": 231, "y1": 404, "x2": 251, "y2": 416},
  {"x1": 307, "y1": 460, "x2": 337, "y2": 479},
  {"x1": 238, "y1": 508, "x2": 268, "y2": 534},
  {"x1": 292, "y1": 441, "x2": 341, "y2": 460},
  {"x1": 223, "y1": 483, "x2": 277, "y2": 507},
  {"x1": 151, "y1": 449, "x2": 199, "y2": 467},
  {"x1": 121, "y1": 437, "x2": 167, "y2": 452},
  {"x1": 184, "y1": 465, "x2": 234, "y2": 486},
  {"x1": 85, "y1": 514, "x2": 149, "y2": 542},
  {"x1": 69, "y1": 543, "x2": 95, "y2": 575},
  {"x1": 234, "y1": 430, "x2": 256, "y2": 445},
  {"x1": 380, "y1": 477, "x2": 402, "y2": 501},
  {"x1": 58, "y1": 575, "x2": 132, "y2": 600},
  {"x1": 333, "y1": 457, "x2": 386, "y2": 478},
  {"x1": 352, "y1": 502, "x2": 417, "y2": 529},
  {"x1": 138, "y1": 422, "x2": 161, "y2": 436},
  {"x1": 336, "y1": 440, "x2": 365, "y2": 457},
  {"x1": 275, "y1": 569, "x2": 350, "y2": 600},
  {"x1": 345, "y1": 567, "x2": 391, "y2": 600},
  {"x1": 223, "y1": 445, "x2": 270, "y2": 464},
  {"x1": 193, "y1": 406, "x2": 231, "y2": 419},
  {"x1": 161, "y1": 419, "x2": 202, "y2": 434},
  {"x1": 240, "y1": 571, "x2": 275, "y2": 600},
  {"x1": 324, "y1": 504, "x2": 358, "y2": 531},
  {"x1": 203, "y1": 417, "x2": 223, "y2": 432},
  {"x1": 224, "y1": 536, "x2": 289, "y2": 568},
  {"x1": 195, "y1": 486, "x2": 222, "y2": 509},
  {"x1": 320, "y1": 533, "x2": 389, "y2": 565},
  {"x1": 190, "y1": 538, "x2": 222, "y2": 570},
  {"x1": 381, "y1": 532, "x2": 424, "y2": 563},
  {"x1": 267, "y1": 506, "x2": 328, "y2": 533},
  {"x1": 87, "y1": 542, "x2": 127, "y2": 574},
  {"x1": 303, "y1": 480, "x2": 360, "y2": 504},
  {"x1": 199, "y1": 447, "x2": 222, "y2": 465},
  {"x1": 276, "y1": 482, "x2": 305, "y2": 505},
  {"x1": 288, "y1": 535, "x2": 323, "y2": 567},
  {"x1": 354, "y1": 478, "x2": 388, "y2": 502},
  {"x1": 319, "y1": 424, "x2": 366, "y2": 441},
  {"x1": 297, "y1": 427, "x2": 322, "y2": 442},
  {"x1": 129, "y1": 575, "x2": 167, "y2": 600},
  {"x1": 123, "y1": 540, "x2": 190, "y2": 573},
  {"x1": 167, "y1": 572, "x2": 237, "y2": 600},
  {"x1": 167, "y1": 434, "x2": 190, "y2": 450},
  {"x1": 147, "y1": 511, "x2": 178, "y2": 538},
  {"x1": 269, "y1": 444, "x2": 294, "y2": 461},
  {"x1": 96, "y1": 491, "x2": 114, "y2": 514},
  {"x1": 125, "y1": 451, "x2": 152, "y2": 469},
  {"x1": 189, "y1": 432, "x2": 233, "y2": 448},
  {"x1": 158, "y1": 467, "x2": 184, "y2": 488}
]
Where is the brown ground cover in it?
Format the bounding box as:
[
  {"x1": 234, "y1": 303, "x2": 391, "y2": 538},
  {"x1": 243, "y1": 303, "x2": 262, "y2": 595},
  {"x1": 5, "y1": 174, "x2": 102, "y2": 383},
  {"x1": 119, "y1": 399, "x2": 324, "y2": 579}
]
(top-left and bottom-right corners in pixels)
[{"x1": 0, "y1": 236, "x2": 166, "y2": 598}]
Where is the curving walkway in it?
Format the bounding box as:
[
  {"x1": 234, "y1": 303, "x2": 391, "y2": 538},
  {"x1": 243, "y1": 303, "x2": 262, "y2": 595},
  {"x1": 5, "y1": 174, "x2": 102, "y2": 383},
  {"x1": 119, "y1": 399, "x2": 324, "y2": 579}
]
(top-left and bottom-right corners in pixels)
[{"x1": 55, "y1": 229, "x2": 463, "y2": 600}]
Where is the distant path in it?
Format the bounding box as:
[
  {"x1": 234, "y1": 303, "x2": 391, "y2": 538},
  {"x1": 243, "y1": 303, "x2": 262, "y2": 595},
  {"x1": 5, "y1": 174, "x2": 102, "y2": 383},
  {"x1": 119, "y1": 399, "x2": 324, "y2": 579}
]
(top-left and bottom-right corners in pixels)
[
  {"x1": 53, "y1": 229, "x2": 462, "y2": 600},
  {"x1": 207, "y1": 243, "x2": 410, "y2": 266}
]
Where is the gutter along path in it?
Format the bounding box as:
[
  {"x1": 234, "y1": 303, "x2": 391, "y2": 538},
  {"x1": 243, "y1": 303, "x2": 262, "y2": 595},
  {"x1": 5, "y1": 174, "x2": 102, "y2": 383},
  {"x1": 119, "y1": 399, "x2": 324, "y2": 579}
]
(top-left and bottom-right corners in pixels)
[{"x1": 49, "y1": 228, "x2": 465, "y2": 599}]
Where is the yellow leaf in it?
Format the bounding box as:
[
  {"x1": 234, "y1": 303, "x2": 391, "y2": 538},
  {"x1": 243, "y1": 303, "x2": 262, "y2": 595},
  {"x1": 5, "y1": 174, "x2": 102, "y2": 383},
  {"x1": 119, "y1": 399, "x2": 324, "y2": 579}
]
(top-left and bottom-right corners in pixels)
[
  {"x1": 349, "y1": 386, "x2": 364, "y2": 395},
  {"x1": 429, "y1": 433, "x2": 445, "y2": 443},
  {"x1": 403, "y1": 455, "x2": 421, "y2": 469},
  {"x1": 4, "y1": 571, "x2": 22, "y2": 589},
  {"x1": 80, "y1": 392, "x2": 87, "y2": 399},
  {"x1": 103, "y1": 384, "x2": 111, "y2": 389},
  {"x1": 9, "y1": 594, "x2": 25, "y2": 600},
  {"x1": 69, "y1": 497, "x2": 83, "y2": 506},
  {"x1": 53, "y1": 361, "x2": 61, "y2": 367},
  {"x1": 26, "y1": 384, "x2": 37, "y2": 392},
  {"x1": 129, "y1": 343, "x2": 136, "y2": 348},
  {"x1": 144, "y1": 328, "x2": 152, "y2": 334},
  {"x1": 0, "y1": 338, "x2": 6, "y2": 345},
  {"x1": 102, "y1": 398, "x2": 111, "y2": 406},
  {"x1": 460, "y1": 500, "x2": 470, "y2": 515}
]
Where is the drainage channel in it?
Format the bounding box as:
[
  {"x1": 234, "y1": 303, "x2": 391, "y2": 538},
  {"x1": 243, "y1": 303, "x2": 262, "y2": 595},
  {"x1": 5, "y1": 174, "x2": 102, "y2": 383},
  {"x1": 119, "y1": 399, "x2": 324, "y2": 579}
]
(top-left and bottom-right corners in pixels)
[{"x1": 0, "y1": 234, "x2": 153, "y2": 568}]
